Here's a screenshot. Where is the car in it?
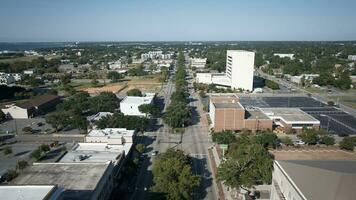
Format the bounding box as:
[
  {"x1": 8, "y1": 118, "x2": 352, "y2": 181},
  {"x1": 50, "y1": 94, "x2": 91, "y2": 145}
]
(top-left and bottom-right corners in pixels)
[
  {"x1": 294, "y1": 140, "x2": 305, "y2": 145},
  {"x1": 151, "y1": 151, "x2": 158, "y2": 156}
]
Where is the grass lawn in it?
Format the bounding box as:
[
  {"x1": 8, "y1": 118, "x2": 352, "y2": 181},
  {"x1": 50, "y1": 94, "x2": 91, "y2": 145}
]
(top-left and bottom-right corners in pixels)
[{"x1": 0, "y1": 56, "x2": 39, "y2": 63}]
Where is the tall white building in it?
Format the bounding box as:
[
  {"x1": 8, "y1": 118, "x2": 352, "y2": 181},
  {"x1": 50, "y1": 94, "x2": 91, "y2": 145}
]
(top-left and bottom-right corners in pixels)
[
  {"x1": 226, "y1": 50, "x2": 255, "y2": 91},
  {"x1": 195, "y1": 50, "x2": 255, "y2": 91}
]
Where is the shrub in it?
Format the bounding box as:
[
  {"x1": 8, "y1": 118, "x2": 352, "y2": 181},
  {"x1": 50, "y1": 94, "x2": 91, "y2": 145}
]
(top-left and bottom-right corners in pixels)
[
  {"x1": 16, "y1": 160, "x2": 28, "y2": 170},
  {"x1": 135, "y1": 144, "x2": 145, "y2": 153},
  {"x1": 22, "y1": 126, "x2": 33, "y2": 133},
  {"x1": 319, "y1": 135, "x2": 335, "y2": 146},
  {"x1": 3, "y1": 146, "x2": 12, "y2": 155},
  {"x1": 4, "y1": 169, "x2": 18, "y2": 182},
  {"x1": 126, "y1": 88, "x2": 142, "y2": 97},
  {"x1": 212, "y1": 131, "x2": 236, "y2": 144},
  {"x1": 339, "y1": 137, "x2": 354, "y2": 151},
  {"x1": 280, "y1": 137, "x2": 293, "y2": 146}
]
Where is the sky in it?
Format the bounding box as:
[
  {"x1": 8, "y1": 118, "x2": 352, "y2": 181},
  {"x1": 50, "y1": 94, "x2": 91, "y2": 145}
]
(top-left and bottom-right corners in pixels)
[{"x1": 0, "y1": 0, "x2": 356, "y2": 42}]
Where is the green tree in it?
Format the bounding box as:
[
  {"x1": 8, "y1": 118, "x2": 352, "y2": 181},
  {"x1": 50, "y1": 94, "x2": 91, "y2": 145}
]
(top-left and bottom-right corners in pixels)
[
  {"x1": 3, "y1": 146, "x2": 12, "y2": 155},
  {"x1": 151, "y1": 149, "x2": 200, "y2": 200},
  {"x1": 46, "y1": 111, "x2": 71, "y2": 132},
  {"x1": 280, "y1": 137, "x2": 293, "y2": 146},
  {"x1": 320, "y1": 135, "x2": 335, "y2": 146},
  {"x1": 107, "y1": 71, "x2": 123, "y2": 83},
  {"x1": 138, "y1": 104, "x2": 160, "y2": 117},
  {"x1": 16, "y1": 160, "x2": 28, "y2": 170},
  {"x1": 298, "y1": 129, "x2": 319, "y2": 145},
  {"x1": 31, "y1": 149, "x2": 42, "y2": 160},
  {"x1": 265, "y1": 80, "x2": 280, "y2": 90},
  {"x1": 135, "y1": 144, "x2": 145, "y2": 153},
  {"x1": 126, "y1": 88, "x2": 142, "y2": 97},
  {"x1": 163, "y1": 102, "x2": 191, "y2": 128},
  {"x1": 255, "y1": 132, "x2": 278, "y2": 149},
  {"x1": 217, "y1": 134, "x2": 273, "y2": 192},
  {"x1": 89, "y1": 92, "x2": 119, "y2": 113},
  {"x1": 60, "y1": 74, "x2": 71, "y2": 85},
  {"x1": 339, "y1": 137, "x2": 354, "y2": 151},
  {"x1": 212, "y1": 131, "x2": 236, "y2": 144}
]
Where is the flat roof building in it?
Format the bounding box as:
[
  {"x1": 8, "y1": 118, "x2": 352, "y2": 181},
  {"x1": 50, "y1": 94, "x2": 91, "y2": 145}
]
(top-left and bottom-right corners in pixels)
[
  {"x1": 209, "y1": 95, "x2": 272, "y2": 132},
  {"x1": 120, "y1": 93, "x2": 155, "y2": 116},
  {"x1": 0, "y1": 185, "x2": 60, "y2": 200},
  {"x1": 260, "y1": 107, "x2": 320, "y2": 131},
  {"x1": 270, "y1": 151, "x2": 356, "y2": 200},
  {"x1": 274, "y1": 53, "x2": 295, "y2": 59},
  {"x1": 86, "y1": 128, "x2": 135, "y2": 145},
  {"x1": 209, "y1": 95, "x2": 320, "y2": 132},
  {"x1": 1, "y1": 95, "x2": 60, "y2": 119},
  {"x1": 12, "y1": 162, "x2": 115, "y2": 200}
]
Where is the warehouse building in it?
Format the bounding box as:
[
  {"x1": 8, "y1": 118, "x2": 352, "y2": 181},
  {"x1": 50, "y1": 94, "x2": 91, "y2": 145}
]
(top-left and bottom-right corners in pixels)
[{"x1": 1, "y1": 94, "x2": 60, "y2": 119}]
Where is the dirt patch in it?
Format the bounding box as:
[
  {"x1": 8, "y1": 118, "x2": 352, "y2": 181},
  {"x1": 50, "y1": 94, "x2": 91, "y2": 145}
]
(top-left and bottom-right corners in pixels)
[{"x1": 79, "y1": 84, "x2": 127, "y2": 95}]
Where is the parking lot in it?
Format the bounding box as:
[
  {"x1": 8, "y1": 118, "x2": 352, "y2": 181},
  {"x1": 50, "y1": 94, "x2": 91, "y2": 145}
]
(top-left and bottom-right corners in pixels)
[
  {"x1": 238, "y1": 96, "x2": 356, "y2": 135},
  {"x1": 0, "y1": 116, "x2": 81, "y2": 135},
  {"x1": 0, "y1": 143, "x2": 38, "y2": 177}
]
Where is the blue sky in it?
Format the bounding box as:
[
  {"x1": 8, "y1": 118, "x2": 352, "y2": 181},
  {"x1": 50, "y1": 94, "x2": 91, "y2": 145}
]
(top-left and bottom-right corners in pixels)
[{"x1": 0, "y1": 0, "x2": 355, "y2": 42}]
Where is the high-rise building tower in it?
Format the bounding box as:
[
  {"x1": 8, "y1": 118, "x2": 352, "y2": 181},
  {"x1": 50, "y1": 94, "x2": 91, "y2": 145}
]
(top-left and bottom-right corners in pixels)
[{"x1": 226, "y1": 50, "x2": 255, "y2": 91}]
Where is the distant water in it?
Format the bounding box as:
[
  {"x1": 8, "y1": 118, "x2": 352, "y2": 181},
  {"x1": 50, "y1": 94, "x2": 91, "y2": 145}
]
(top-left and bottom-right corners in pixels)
[{"x1": 0, "y1": 42, "x2": 69, "y2": 51}]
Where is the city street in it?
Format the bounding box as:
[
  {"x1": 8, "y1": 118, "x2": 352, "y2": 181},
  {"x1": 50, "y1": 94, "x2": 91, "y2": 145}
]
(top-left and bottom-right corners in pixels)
[{"x1": 130, "y1": 66, "x2": 218, "y2": 200}]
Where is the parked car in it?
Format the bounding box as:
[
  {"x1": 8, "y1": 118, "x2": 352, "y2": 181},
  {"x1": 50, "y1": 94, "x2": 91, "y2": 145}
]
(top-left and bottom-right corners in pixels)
[{"x1": 294, "y1": 140, "x2": 305, "y2": 145}]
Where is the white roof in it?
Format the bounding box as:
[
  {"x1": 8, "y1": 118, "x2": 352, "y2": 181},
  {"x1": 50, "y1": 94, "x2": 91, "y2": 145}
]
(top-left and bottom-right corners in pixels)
[
  {"x1": 120, "y1": 93, "x2": 155, "y2": 105},
  {"x1": 87, "y1": 128, "x2": 135, "y2": 139},
  {"x1": 260, "y1": 108, "x2": 320, "y2": 124},
  {"x1": 59, "y1": 142, "x2": 132, "y2": 163},
  {"x1": 0, "y1": 185, "x2": 57, "y2": 200}
]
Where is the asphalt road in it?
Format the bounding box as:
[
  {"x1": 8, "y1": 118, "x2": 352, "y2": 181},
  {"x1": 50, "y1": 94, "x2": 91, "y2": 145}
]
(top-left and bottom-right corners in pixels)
[{"x1": 131, "y1": 66, "x2": 218, "y2": 200}]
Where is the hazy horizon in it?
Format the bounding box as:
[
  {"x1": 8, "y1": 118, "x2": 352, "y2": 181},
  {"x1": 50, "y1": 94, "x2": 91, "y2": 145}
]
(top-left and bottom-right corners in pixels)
[{"x1": 1, "y1": 0, "x2": 356, "y2": 42}]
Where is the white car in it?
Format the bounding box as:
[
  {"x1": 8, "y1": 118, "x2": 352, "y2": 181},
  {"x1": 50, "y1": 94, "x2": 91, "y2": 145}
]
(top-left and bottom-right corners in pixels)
[
  {"x1": 151, "y1": 151, "x2": 158, "y2": 156},
  {"x1": 294, "y1": 140, "x2": 305, "y2": 145}
]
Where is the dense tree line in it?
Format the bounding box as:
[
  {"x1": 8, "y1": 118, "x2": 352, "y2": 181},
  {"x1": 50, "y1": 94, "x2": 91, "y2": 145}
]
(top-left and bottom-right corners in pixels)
[
  {"x1": 46, "y1": 92, "x2": 119, "y2": 132},
  {"x1": 96, "y1": 112, "x2": 149, "y2": 131},
  {"x1": 163, "y1": 52, "x2": 191, "y2": 128}
]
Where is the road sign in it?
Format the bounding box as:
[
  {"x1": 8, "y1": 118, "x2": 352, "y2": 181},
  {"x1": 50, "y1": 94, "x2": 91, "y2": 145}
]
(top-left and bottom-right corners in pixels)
[{"x1": 219, "y1": 144, "x2": 228, "y2": 150}]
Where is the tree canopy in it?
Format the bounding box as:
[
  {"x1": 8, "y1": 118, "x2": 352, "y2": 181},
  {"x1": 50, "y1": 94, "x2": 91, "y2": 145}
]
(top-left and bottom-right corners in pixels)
[
  {"x1": 217, "y1": 134, "x2": 273, "y2": 192},
  {"x1": 151, "y1": 149, "x2": 200, "y2": 200},
  {"x1": 126, "y1": 88, "x2": 143, "y2": 97}
]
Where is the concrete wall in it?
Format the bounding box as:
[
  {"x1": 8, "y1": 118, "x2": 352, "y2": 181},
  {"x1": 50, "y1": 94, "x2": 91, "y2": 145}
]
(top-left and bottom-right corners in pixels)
[{"x1": 270, "y1": 161, "x2": 304, "y2": 200}]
